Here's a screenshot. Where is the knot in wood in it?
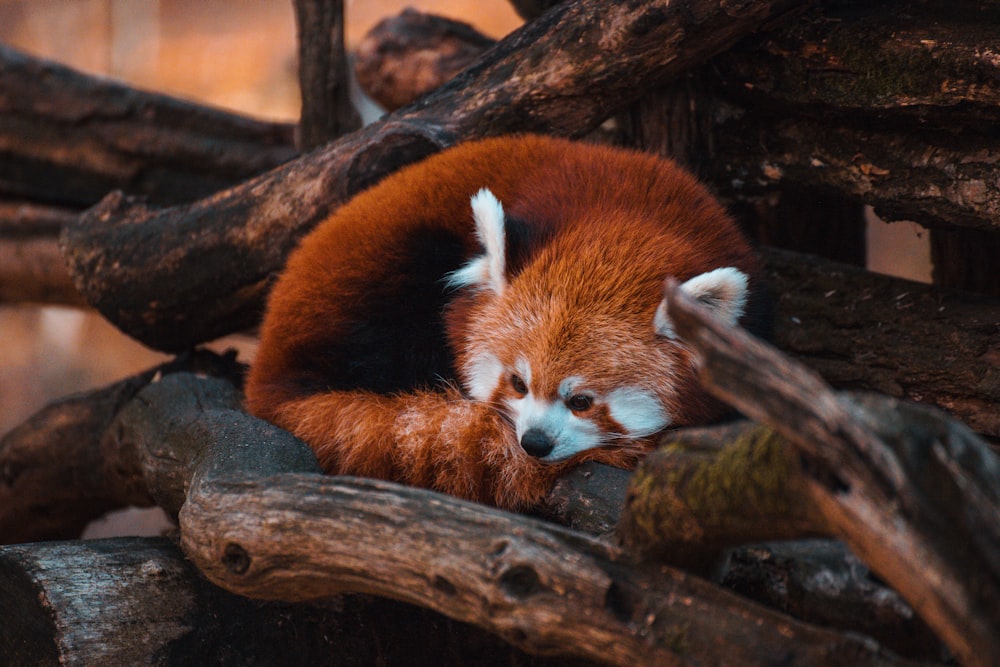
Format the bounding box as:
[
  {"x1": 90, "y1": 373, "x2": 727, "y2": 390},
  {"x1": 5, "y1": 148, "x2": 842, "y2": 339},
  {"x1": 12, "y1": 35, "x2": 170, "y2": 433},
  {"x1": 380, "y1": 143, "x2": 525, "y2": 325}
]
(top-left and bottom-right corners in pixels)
[
  {"x1": 499, "y1": 564, "x2": 543, "y2": 599},
  {"x1": 222, "y1": 542, "x2": 252, "y2": 575}
]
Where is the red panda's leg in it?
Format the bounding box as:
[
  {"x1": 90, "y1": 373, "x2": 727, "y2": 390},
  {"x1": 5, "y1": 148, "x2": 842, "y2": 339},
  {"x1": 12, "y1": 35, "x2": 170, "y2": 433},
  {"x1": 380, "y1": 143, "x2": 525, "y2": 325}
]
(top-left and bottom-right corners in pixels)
[{"x1": 270, "y1": 387, "x2": 557, "y2": 509}]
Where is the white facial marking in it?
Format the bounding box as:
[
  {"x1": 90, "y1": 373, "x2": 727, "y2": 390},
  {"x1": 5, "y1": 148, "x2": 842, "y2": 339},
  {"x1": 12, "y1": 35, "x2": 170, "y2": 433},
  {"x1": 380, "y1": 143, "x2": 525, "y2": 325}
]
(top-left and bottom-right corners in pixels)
[
  {"x1": 606, "y1": 387, "x2": 670, "y2": 437},
  {"x1": 655, "y1": 266, "x2": 749, "y2": 339},
  {"x1": 463, "y1": 351, "x2": 504, "y2": 402},
  {"x1": 513, "y1": 356, "x2": 532, "y2": 388},
  {"x1": 444, "y1": 188, "x2": 508, "y2": 294},
  {"x1": 508, "y1": 393, "x2": 603, "y2": 462}
]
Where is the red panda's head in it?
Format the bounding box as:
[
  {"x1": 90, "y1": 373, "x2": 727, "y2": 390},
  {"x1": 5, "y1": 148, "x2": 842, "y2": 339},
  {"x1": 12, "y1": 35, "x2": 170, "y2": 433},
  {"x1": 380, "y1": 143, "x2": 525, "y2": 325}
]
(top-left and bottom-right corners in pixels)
[{"x1": 447, "y1": 187, "x2": 751, "y2": 463}]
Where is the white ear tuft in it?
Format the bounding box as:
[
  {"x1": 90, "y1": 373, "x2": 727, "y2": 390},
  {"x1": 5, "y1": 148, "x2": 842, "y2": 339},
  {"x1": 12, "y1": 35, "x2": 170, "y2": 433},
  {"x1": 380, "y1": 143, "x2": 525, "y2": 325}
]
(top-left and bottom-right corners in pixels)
[
  {"x1": 655, "y1": 267, "x2": 749, "y2": 339},
  {"x1": 444, "y1": 188, "x2": 508, "y2": 295}
]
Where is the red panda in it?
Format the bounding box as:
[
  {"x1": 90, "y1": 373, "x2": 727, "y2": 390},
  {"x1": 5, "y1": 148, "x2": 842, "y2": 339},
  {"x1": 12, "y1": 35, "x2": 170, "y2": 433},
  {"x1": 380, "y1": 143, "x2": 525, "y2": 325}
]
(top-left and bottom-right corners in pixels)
[{"x1": 245, "y1": 134, "x2": 762, "y2": 510}]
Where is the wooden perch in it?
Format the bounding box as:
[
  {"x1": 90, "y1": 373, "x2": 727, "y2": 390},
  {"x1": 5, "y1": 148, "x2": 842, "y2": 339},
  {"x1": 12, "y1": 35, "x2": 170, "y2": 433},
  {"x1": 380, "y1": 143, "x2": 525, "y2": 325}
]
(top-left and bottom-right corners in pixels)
[
  {"x1": 659, "y1": 277, "x2": 1000, "y2": 667},
  {"x1": 60, "y1": 0, "x2": 807, "y2": 351},
  {"x1": 150, "y1": 378, "x2": 915, "y2": 666},
  {"x1": 0, "y1": 45, "x2": 296, "y2": 208},
  {"x1": 354, "y1": 9, "x2": 497, "y2": 111},
  {"x1": 0, "y1": 366, "x2": 919, "y2": 666}
]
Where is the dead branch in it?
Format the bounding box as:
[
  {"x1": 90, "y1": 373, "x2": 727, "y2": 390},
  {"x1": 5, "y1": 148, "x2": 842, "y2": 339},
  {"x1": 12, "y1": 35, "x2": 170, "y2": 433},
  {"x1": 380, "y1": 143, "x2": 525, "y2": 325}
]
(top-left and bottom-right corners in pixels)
[
  {"x1": 292, "y1": 0, "x2": 360, "y2": 149},
  {"x1": 60, "y1": 0, "x2": 808, "y2": 352},
  {"x1": 661, "y1": 277, "x2": 1000, "y2": 667},
  {"x1": 631, "y1": 1, "x2": 1000, "y2": 233},
  {"x1": 0, "y1": 45, "x2": 296, "y2": 208}
]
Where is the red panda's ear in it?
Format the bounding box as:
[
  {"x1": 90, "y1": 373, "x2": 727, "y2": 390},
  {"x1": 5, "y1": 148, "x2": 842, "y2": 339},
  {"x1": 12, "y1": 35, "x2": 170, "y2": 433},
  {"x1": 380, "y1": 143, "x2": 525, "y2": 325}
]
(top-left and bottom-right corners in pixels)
[
  {"x1": 444, "y1": 188, "x2": 508, "y2": 295},
  {"x1": 654, "y1": 267, "x2": 749, "y2": 339}
]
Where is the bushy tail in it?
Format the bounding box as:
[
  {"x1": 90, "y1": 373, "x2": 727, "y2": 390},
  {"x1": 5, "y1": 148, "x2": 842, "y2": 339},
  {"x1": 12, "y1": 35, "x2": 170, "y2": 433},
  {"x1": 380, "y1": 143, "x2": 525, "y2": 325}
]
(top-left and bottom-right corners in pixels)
[{"x1": 266, "y1": 387, "x2": 563, "y2": 510}]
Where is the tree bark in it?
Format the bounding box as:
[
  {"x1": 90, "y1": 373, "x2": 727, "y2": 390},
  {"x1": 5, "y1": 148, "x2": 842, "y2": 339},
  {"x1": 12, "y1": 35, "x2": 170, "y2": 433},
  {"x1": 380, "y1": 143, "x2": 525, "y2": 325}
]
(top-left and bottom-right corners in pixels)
[
  {"x1": 660, "y1": 277, "x2": 1000, "y2": 667},
  {"x1": 59, "y1": 0, "x2": 808, "y2": 352},
  {"x1": 348, "y1": 2, "x2": 1000, "y2": 235},
  {"x1": 762, "y1": 246, "x2": 1000, "y2": 439},
  {"x1": 654, "y1": 1, "x2": 1000, "y2": 233},
  {"x1": 292, "y1": 0, "x2": 360, "y2": 150},
  {"x1": 0, "y1": 45, "x2": 297, "y2": 208}
]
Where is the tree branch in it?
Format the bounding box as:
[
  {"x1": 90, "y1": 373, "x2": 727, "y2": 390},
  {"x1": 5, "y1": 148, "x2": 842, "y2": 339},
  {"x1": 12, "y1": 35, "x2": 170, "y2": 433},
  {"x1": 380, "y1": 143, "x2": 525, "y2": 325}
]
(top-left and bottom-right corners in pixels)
[
  {"x1": 0, "y1": 45, "x2": 296, "y2": 208},
  {"x1": 661, "y1": 276, "x2": 1000, "y2": 667}
]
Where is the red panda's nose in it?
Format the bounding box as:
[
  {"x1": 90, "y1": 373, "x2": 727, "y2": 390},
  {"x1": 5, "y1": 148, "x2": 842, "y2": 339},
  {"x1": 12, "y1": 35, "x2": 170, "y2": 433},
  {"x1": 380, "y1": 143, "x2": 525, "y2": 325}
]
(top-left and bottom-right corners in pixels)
[{"x1": 521, "y1": 429, "x2": 555, "y2": 458}]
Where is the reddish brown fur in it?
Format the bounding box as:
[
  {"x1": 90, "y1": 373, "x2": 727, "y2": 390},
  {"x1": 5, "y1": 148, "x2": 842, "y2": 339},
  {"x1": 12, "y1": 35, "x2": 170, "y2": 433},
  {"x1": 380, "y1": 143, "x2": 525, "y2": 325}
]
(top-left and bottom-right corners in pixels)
[{"x1": 246, "y1": 135, "x2": 759, "y2": 510}]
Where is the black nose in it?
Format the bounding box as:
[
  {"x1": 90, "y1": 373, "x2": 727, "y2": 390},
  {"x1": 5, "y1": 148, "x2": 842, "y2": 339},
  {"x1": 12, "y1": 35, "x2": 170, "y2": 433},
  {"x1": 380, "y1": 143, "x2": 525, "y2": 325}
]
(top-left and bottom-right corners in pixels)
[{"x1": 521, "y1": 429, "x2": 554, "y2": 458}]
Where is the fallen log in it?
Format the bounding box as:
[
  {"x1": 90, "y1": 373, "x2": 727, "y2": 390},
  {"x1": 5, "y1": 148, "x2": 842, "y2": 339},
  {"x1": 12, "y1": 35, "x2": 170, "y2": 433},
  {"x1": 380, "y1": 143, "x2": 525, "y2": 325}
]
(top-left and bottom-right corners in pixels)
[
  {"x1": 60, "y1": 0, "x2": 808, "y2": 351},
  {"x1": 657, "y1": 275, "x2": 1000, "y2": 667},
  {"x1": 0, "y1": 45, "x2": 297, "y2": 208},
  {"x1": 131, "y1": 375, "x2": 913, "y2": 665}
]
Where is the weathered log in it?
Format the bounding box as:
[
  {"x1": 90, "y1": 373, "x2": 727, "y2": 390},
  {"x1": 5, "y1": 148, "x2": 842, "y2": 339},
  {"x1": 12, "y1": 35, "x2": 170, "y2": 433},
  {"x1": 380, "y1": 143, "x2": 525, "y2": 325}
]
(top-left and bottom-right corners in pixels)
[
  {"x1": 0, "y1": 235, "x2": 83, "y2": 306},
  {"x1": 292, "y1": 0, "x2": 360, "y2": 150},
  {"x1": 722, "y1": 540, "x2": 946, "y2": 661},
  {"x1": 0, "y1": 45, "x2": 297, "y2": 208},
  {"x1": 636, "y1": 2, "x2": 1000, "y2": 233},
  {"x1": 111, "y1": 372, "x2": 915, "y2": 667},
  {"x1": 348, "y1": 3, "x2": 1000, "y2": 234},
  {"x1": 60, "y1": 0, "x2": 808, "y2": 351},
  {"x1": 0, "y1": 351, "x2": 242, "y2": 545},
  {"x1": 619, "y1": 424, "x2": 826, "y2": 571},
  {"x1": 660, "y1": 277, "x2": 1000, "y2": 667},
  {"x1": 0, "y1": 537, "x2": 597, "y2": 667},
  {"x1": 762, "y1": 246, "x2": 1000, "y2": 439}
]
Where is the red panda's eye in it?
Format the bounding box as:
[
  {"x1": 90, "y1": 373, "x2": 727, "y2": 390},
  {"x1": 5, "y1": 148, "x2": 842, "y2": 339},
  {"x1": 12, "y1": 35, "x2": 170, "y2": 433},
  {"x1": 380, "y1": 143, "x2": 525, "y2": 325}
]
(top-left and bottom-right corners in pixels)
[
  {"x1": 567, "y1": 394, "x2": 593, "y2": 412},
  {"x1": 510, "y1": 374, "x2": 528, "y2": 395}
]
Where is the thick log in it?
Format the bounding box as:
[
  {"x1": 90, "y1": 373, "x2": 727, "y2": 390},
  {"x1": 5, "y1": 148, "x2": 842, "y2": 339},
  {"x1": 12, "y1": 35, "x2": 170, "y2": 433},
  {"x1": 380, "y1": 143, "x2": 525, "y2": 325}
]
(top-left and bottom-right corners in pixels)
[
  {"x1": 619, "y1": 424, "x2": 825, "y2": 571},
  {"x1": 638, "y1": 1, "x2": 1000, "y2": 233},
  {"x1": 113, "y1": 372, "x2": 915, "y2": 667},
  {"x1": 762, "y1": 246, "x2": 1000, "y2": 439},
  {"x1": 661, "y1": 277, "x2": 1000, "y2": 667},
  {"x1": 60, "y1": 0, "x2": 808, "y2": 351},
  {"x1": 348, "y1": 3, "x2": 1000, "y2": 234},
  {"x1": 0, "y1": 45, "x2": 297, "y2": 208},
  {"x1": 722, "y1": 540, "x2": 945, "y2": 661},
  {"x1": 0, "y1": 351, "x2": 242, "y2": 544},
  {"x1": 0, "y1": 537, "x2": 595, "y2": 667},
  {"x1": 292, "y1": 0, "x2": 360, "y2": 150},
  {"x1": 0, "y1": 235, "x2": 83, "y2": 306}
]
